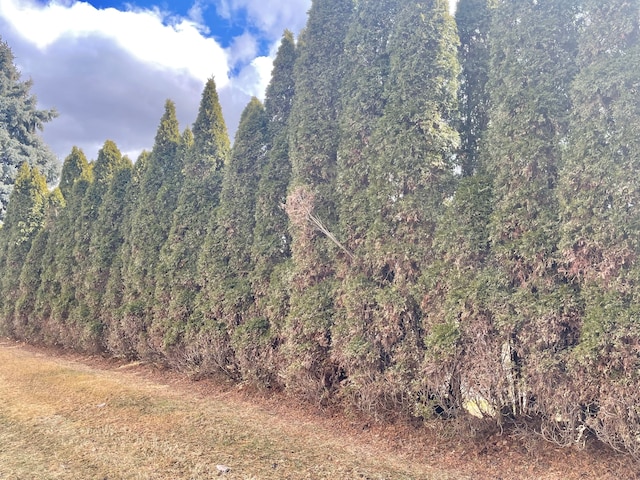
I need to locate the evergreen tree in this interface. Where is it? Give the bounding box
[0,37,59,222]
[284,0,354,400]
[559,0,640,454]
[338,0,460,419]
[119,100,184,358]
[33,147,90,342]
[456,0,495,176]
[103,150,150,357]
[330,0,402,413]
[251,30,296,296]
[81,151,133,349]
[196,97,267,379]
[0,163,48,334]
[153,79,230,366]
[248,31,297,387]
[13,187,64,341]
[65,141,127,351]
[482,0,580,417]
[58,146,88,200]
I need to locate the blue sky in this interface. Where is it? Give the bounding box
[0,0,456,162]
[0,0,311,160]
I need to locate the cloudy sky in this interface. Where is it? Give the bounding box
[0,0,456,162]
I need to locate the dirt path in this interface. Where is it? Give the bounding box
[0,340,635,479]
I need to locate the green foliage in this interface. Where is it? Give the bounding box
[456,0,496,176]
[159,79,231,342]
[119,100,184,357]
[0,37,59,222]
[1,0,640,458]
[194,98,267,376]
[284,0,354,397]
[192,78,230,171]
[0,163,48,333]
[251,30,296,290]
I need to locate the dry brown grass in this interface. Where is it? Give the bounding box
[2,340,637,480]
[0,340,461,480]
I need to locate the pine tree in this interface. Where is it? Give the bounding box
[0,37,59,222]
[481,0,580,417]
[0,163,48,334]
[284,0,354,400]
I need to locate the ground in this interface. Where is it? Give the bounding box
[0,339,637,479]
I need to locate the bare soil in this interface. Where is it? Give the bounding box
[0,338,637,479]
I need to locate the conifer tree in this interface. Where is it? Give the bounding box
[0,37,59,223]
[330,0,402,413]
[103,151,150,357]
[196,97,267,379]
[65,140,127,351]
[13,187,64,341]
[154,79,230,365]
[0,163,48,334]
[119,100,183,358]
[482,0,580,417]
[82,152,133,347]
[456,0,495,176]
[284,0,354,400]
[248,31,297,386]
[251,30,296,299]
[337,0,460,418]
[58,146,89,200]
[33,147,90,341]
[558,0,640,454]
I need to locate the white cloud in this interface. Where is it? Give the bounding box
[0,0,230,86]
[214,0,310,39]
[227,31,259,67]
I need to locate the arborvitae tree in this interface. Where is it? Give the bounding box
[330,0,401,413]
[119,100,183,358]
[0,37,59,222]
[153,79,230,367]
[81,153,133,350]
[284,0,354,402]
[13,187,64,341]
[481,0,580,419]
[58,146,88,200]
[559,0,640,455]
[33,147,90,341]
[334,0,459,419]
[103,150,150,357]
[0,163,48,334]
[248,30,297,387]
[191,78,230,171]
[456,0,495,176]
[251,30,296,300]
[152,127,194,348]
[335,0,399,254]
[63,140,127,351]
[195,97,267,380]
